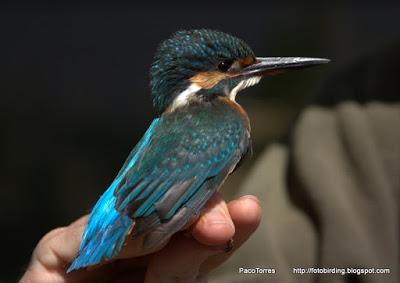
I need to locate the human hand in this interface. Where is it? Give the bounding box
[20,193,261,283]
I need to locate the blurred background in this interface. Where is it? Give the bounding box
[0,1,399,281]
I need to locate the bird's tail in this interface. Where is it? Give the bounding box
[67,179,133,273]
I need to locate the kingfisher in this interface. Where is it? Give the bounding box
[67,29,328,272]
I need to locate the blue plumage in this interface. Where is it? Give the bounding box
[68,98,250,271]
[67,180,131,272]
[67,28,254,273]
[67,119,160,272]
[150,29,255,114]
[114,99,249,220]
[67,28,329,273]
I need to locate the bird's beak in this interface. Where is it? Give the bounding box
[239,57,330,77]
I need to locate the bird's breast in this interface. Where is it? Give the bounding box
[217,96,251,133]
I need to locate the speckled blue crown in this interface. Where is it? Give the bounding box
[150,29,255,114]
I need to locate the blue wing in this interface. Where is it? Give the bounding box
[114,101,249,221]
[67,119,160,272]
[68,99,250,272]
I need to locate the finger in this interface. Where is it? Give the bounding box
[191,193,235,246]
[199,195,262,274]
[143,193,235,283]
[32,216,88,270]
[21,216,108,282]
[144,233,220,283]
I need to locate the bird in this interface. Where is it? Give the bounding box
[67,29,329,272]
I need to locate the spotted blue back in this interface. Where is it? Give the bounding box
[114,97,250,220]
[68,97,250,272]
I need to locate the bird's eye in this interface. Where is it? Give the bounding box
[217,59,234,72]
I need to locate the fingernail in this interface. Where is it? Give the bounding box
[225,238,234,253]
[239,195,260,205]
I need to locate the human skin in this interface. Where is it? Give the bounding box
[20,193,262,283]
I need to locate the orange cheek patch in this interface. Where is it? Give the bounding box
[239,56,256,67]
[190,71,234,89]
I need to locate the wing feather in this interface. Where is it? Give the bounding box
[114,101,250,221]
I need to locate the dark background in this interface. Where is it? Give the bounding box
[1,1,399,281]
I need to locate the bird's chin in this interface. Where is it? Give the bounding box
[229,76,262,101]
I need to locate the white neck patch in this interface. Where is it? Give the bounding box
[166,76,262,112]
[229,76,262,101]
[167,83,201,113]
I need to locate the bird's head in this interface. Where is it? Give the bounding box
[150,29,328,115]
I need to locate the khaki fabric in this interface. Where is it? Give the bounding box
[210,102,399,283]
